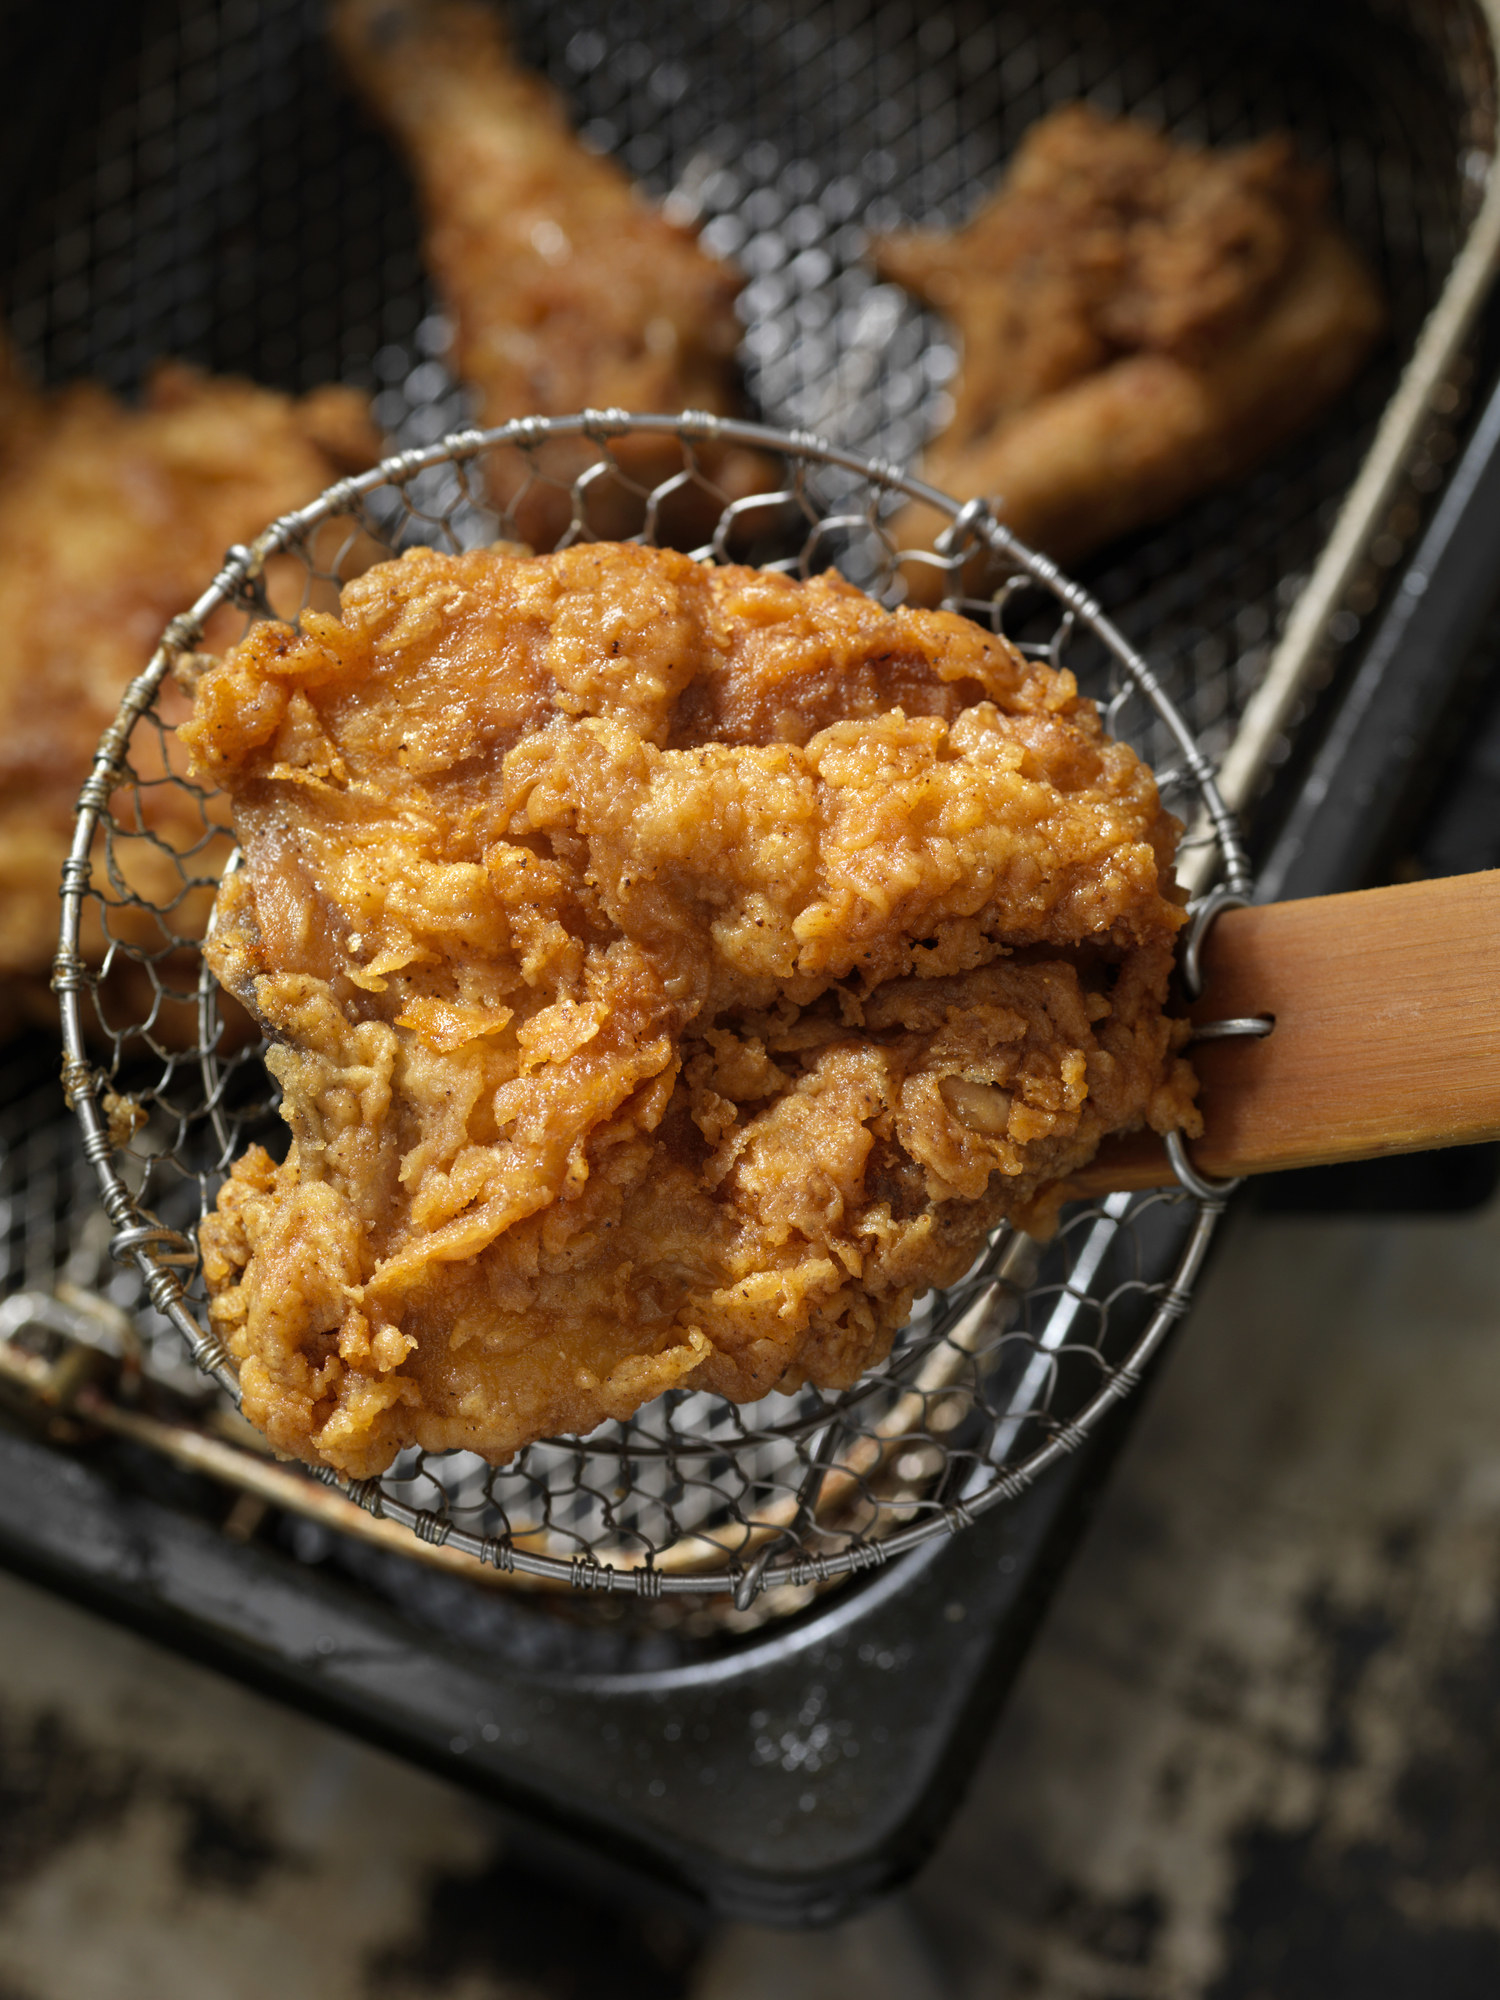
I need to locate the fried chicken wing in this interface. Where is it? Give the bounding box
[331,0,764,540]
[0,348,379,1014]
[876,105,1385,565]
[183,541,1198,1478]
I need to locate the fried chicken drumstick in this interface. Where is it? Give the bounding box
[876,105,1385,565]
[0,345,377,1016]
[331,0,763,538]
[184,542,1199,1479]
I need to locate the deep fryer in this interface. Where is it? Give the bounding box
[2,0,1499,1922]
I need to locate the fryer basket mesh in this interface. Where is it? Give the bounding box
[2,0,1487,781]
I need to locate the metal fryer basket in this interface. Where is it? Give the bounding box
[3,0,1499,1612]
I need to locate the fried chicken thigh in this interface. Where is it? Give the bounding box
[331,0,762,538]
[0,350,378,1009]
[184,541,1198,1478]
[877,105,1384,565]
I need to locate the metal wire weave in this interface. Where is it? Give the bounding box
[56,414,1248,1600]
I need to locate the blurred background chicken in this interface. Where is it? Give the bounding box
[331,0,766,544]
[877,105,1384,567]
[0,340,378,1024]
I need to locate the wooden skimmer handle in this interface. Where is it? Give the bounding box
[1069,869,1500,1195]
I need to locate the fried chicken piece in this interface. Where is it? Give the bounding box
[876,105,1385,566]
[0,348,379,1016]
[331,0,765,542]
[183,540,1198,1478]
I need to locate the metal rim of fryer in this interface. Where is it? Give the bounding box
[55,410,1252,1604]
[1202,0,1500,876]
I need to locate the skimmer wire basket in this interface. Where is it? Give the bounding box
[58,413,1249,1604]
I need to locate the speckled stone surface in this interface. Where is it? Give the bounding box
[911,1194,1500,1997]
[0,1576,701,1998]
[4,1192,1500,1996]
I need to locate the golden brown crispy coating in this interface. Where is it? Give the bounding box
[331,0,764,539]
[876,104,1385,565]
[0,353,378,1014]
[184,541,1197,1478]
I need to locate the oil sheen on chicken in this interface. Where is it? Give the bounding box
[183,543,1199,1478]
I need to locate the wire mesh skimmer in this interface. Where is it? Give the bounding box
[55,412,1250,1606]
